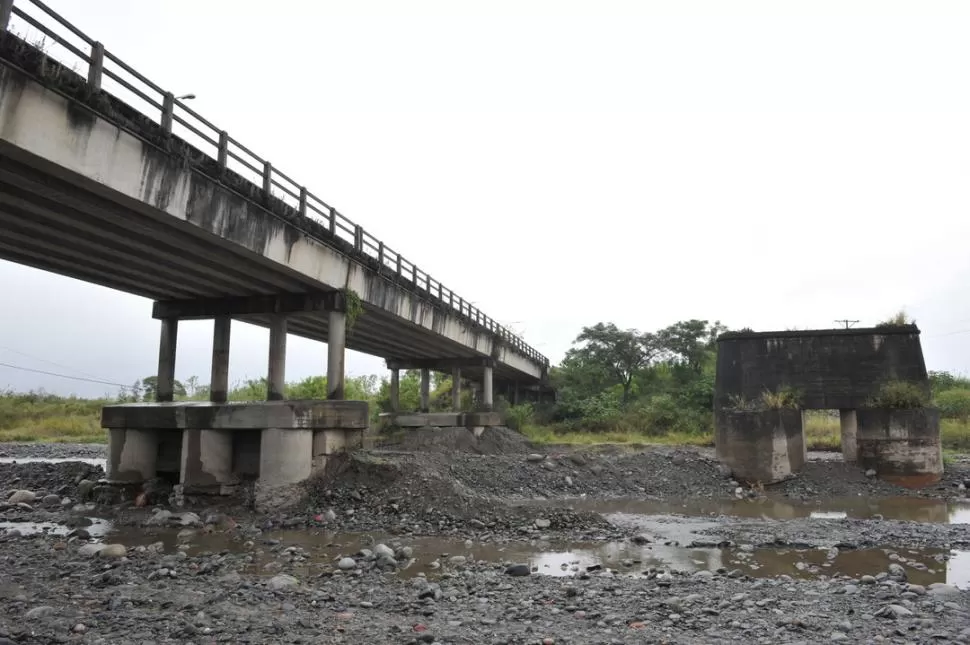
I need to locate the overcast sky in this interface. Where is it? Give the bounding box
[2,0,969,397]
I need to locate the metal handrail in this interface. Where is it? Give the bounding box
[0,0,549,367]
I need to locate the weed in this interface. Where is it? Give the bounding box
[868,381,929,409]
[761,387,801,409]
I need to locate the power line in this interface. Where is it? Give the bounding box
[0,344,110,382]
[0,361,129,388]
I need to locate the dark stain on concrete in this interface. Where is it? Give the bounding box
[139,143,184,212]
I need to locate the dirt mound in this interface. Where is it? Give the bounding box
[378,425,534,455]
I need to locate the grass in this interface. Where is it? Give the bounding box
[521,424,713,447]
[0,392,108,443]
[0,415,106,443]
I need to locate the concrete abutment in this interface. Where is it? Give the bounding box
[857,407,943,487]
[715,409,805,484]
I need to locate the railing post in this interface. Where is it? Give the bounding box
[0,0,13,33]
[87,42,104,90]
[354,225,363,253]
[377,242,385,273]
[161,92,174,134]
[298,187,307,216]
[411,265,417,285]
[262,161,272,202]
[329,209,337,236]
[395,254,402,275]
[217,131,228,170]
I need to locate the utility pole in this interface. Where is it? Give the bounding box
[834,319,859,329]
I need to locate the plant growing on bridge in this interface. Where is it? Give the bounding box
[761,387,801,409]
[868,381,928,409]
[342,288,364,330]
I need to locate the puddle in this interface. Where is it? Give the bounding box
[521,496,970,525]
[98,523,970,589]
[0,517,112,537]
[0,457,106,468]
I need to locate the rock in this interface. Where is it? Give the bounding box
[693,570,714,580]
[830,632,848,642]
[875,604,913,619]
[373,543,395,559]
[534,518,551,529]
[448,555,467,566]
[717,463,732,477]
[928,583,961,598]
[41,494,61,507]
[324,509,337,521]
[338,557,357,570]
[78,543,106,558]
[72,623,88,634]
[76,480,95,499]
[98,544,127,558]
[631,534,651,545]
[505,564,531,577]
[395,546,414,560]
[887,563,907,580]
[146,510,173,526]
[178,512,202,527]
[267,574,298,590]
[25,605,54,619]
[865,469,877,478]
[7,490,35,504]
[526,454,545,462]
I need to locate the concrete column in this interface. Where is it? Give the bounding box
[513,381,520,406]
[327,310,346,400]
[840,409,858,463]
[0,0,13,33]
[259,428,313,488]
[156,318,178,402]
[420,368,430,412]
[210,316,231,403]
[483,365,494,411]
[180,315,235,492]
[267,315,287,401]
[452,367,461,412]
[107,428,157,483]
[389,369,400,413]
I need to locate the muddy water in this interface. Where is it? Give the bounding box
[0,517,112,537]
[100,523,969,589]
[523,496,970,524]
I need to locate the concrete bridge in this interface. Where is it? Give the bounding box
[0,1,549,503]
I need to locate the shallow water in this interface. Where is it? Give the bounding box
[0,457,106,468]
[0,517,112,537]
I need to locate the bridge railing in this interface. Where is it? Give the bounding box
[0,0,549,368]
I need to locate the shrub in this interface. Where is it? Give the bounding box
[505,403,535,431]
[935,389,970,421]
[869,381,928,409]
[876,310,914,327]
[761,387,800,409]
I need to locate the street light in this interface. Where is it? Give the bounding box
[176,93,196,100]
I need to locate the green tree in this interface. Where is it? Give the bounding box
[658,319,722,373]
[567,322,661,406]
[140,376,186,401]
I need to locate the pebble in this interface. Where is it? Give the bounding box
[505,564,531,576]
[98,544,127,558]
[7,490,35,504]
[267,574,298,590]
[338,557,357,570]
[373,543,395,559]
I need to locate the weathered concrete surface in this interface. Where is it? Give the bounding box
[106,428,157,483]
[715,327,929,410]
[101,400,369,430]
[857,407,943,487]
[393,411,504,428]
[311,428,364,471]
[840,409,858,463]
[715,409,805,484]
[180,428,236,493]
[256,428,313,510]
[0,59,546,383]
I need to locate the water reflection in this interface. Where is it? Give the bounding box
[522,496,970,525]
[0,517,112,537]
[0,457,106,468]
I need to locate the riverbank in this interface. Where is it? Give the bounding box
[3,432,970,643]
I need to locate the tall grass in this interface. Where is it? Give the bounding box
[0,391,106,443]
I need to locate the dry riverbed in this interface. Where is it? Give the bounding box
[2,429,970,644]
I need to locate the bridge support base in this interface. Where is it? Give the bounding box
[715,408,805,484]
[102,401,368,503]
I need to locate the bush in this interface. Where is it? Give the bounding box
[761,387,800,409]
[935,389,970,421]
[869,381,929,409]
[504,403,535,431]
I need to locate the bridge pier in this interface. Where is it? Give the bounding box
[105,292,367,502]
[384,357,505,428]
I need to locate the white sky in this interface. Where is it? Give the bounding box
[2,0,970,397]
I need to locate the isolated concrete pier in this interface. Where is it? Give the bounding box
[714,327,940,486]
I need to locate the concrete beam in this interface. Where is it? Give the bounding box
[152,291,346,320]
[101,400,370,430]
[386,357,495,371]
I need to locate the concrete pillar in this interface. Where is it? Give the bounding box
[452,367,461,412]
[210,316,231,403]
[156,318,178,402]
[513,381,520,406]
[267,315,287,401]
[180,315,235,492]
[0,0,13,33]
[420,368,430,412]
[107,428,157,483]
[327,310,346,400]
[483,365,494,411]
[259,428,313,488]
[840,409,858,463]
[389,369,400,413]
